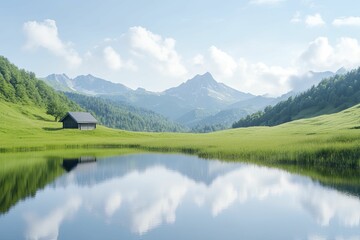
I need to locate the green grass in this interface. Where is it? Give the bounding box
[1,100,360,167]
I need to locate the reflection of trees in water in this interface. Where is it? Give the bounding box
[0,158,64,214]
[0,152,360,218]
[272,163,360,198]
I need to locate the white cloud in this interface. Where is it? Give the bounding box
[299,37,360,72]
[192,54,204,65]
[236,59,296,96]
[23,19,82,67]
[333,16,360,27]
[209,46,237,78]
[305,13,326,27]
[250,0,285,5]
[129,26,187,77]
[103,46,123,70]
[197,46,296,96]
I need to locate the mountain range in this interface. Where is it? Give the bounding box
[43,70,338,130]
[233,68,360,128]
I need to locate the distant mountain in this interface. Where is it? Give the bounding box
[189,95,290,132]
[191,108,249,132]
[233,68,360,128]
[43,74,131,95]
[45,74,74,92]
[176,108,214,127]
[165,72,253,108]
[336,67,348,75]
[65,92,186,132]
[73,74,131,95]
[43,70,339,132]
[103,72,257,123]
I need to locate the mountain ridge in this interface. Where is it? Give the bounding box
[43,70,338,130]
[233,67,360,128]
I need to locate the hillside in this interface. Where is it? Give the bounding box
[1,95,360,169]
[0,57,185,132]
[233,68,360,128]
[65,92,186,132]
[0,56,80,120]
[43,73,271,127]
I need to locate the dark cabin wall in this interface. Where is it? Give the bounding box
[62,116,78,129]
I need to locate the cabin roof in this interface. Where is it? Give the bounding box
[59,112,98,123]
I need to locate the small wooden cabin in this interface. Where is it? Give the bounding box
[59,112,98,130]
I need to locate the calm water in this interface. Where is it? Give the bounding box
[1,153,360,240]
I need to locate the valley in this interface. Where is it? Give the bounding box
[43,70,338,132]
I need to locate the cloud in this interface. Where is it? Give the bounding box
[23,19,82,67]
[249,0,285,5]
[203,45,296,96]
[129,26,187,77]
[239,61,296,96]
[305,13,326,27]
[209,46,237,78]
[192,54,204,65]
[299,37,360,72]
[333,16,360,27]
[103,46,123,70]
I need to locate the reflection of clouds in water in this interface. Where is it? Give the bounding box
[25,196,82,240]
[24,164,360,237]
[308,235,327,240]
[124,168,189,234]
[77,167,191,235]
[211,184,237,216]
[104,192,122,217]
[308,235,360,240]
[300,184,360,227]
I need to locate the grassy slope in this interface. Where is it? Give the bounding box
[1,100,360,166]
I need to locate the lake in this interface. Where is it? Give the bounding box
[0,152,359,239]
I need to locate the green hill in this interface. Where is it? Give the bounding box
[1,98,360,168]
[0,56,80,120]
[0,56,360,168]
[65,92,186,132]
[233,68,360,128]
[0,56,185,132]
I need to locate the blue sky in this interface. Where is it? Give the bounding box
[1,0,360,96]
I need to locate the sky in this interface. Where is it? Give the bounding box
[1,0,360,96]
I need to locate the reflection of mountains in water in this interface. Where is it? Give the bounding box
[58,154,360,200]
[58,154,243,186]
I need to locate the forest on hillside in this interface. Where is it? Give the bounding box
[233,68,360,128]
[0,56,80,120]
[66,92,186,132]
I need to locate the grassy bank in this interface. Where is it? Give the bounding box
[1,101,360,167]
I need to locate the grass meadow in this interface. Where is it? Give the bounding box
[1,101,360,167]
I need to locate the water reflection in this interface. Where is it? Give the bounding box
[0,153,359,239]
[0,157,63,214]
[62,156,96,172]
[25,196,82,240]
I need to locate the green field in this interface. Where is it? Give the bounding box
[1,100,360,167]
